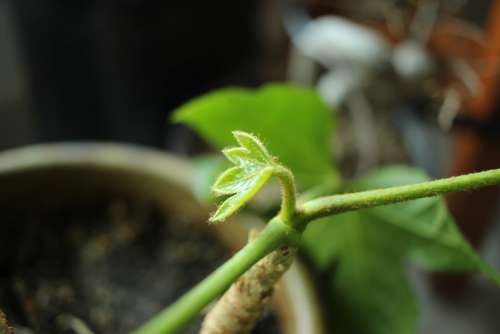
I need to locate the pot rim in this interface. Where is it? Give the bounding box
[0,142,326,334]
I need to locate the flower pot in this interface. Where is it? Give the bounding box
[0,143,325,334]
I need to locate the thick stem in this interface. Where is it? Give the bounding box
[200,230,296,334]
[298,168,500,223]
[131,218,300,334]
[274,166,297,222]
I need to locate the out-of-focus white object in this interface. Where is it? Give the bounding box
[438,88,461,131]
[295,16,391,69]
[317,67,363,108]
[392,39,435,82]
[287,45,318,86]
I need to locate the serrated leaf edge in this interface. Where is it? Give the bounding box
[232,131,273,164]
[209,167,273,222]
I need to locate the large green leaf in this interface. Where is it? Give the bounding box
[303,166,500,334]
[351,166,499,282]
[341,214,416,334]
[173,84,338,188]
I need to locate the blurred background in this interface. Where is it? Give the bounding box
[1,0,500,333]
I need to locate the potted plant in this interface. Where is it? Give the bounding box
[130,84,500,334]
[2,84,499,334]
[0,143,324,333]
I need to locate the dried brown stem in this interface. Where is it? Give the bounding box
[200,230,296,334]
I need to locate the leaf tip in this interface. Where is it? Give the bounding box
[209,208,230,224]
[231,130,248,137]
[222,147,248,164]
[231,130,256,143]
[231,131,273,163]
[208,215,222,224]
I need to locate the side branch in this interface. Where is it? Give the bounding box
[298,168,500,222]
[274,166,297,222]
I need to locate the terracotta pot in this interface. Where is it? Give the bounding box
[0,143,325,334]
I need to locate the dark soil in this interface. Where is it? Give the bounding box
[0,199,280,334]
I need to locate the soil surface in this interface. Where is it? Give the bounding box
[0,199,280,334]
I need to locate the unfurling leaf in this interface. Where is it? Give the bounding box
[210,131,278,223]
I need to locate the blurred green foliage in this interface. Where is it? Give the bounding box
[174,84,338,189]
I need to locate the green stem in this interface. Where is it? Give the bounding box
[298,168,500,223]
[297,177,342,205]
[131,218,300,334]
[135,168,500,334]
[274,166,297,222]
